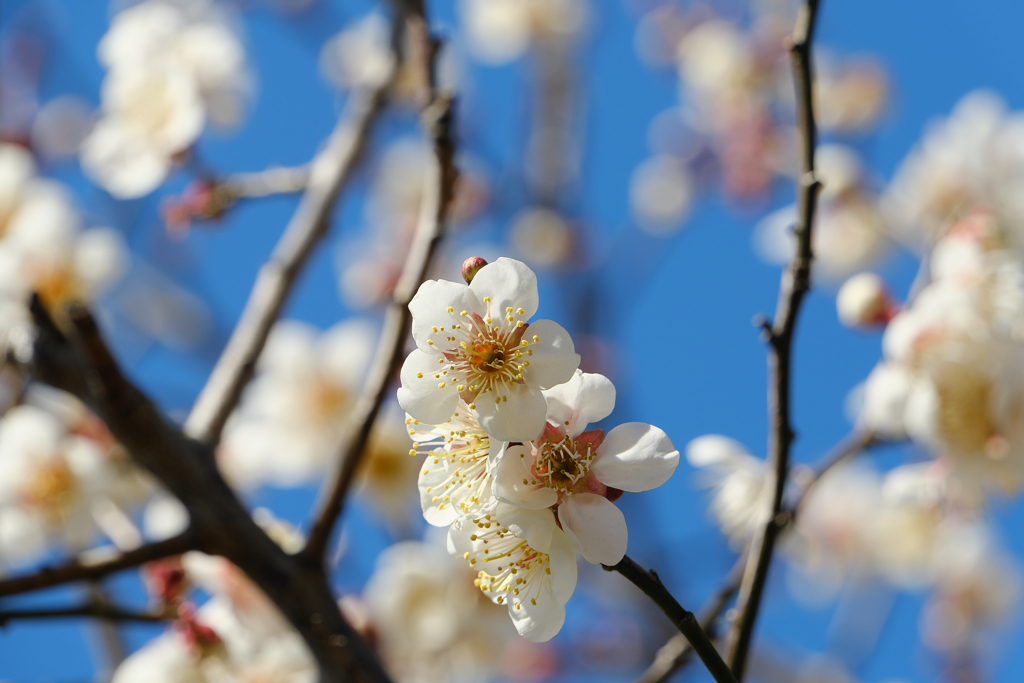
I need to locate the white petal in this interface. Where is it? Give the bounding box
[495,502,556,552]
[408,279,481,353]
[472,382,548,442]
[559,493,628,565]
[858,362,912,439]
[546,526,578,603]
[685,434,751,468]
[592,423,679,492]
[511,590,565,643]
[418,459,459,526]
[397,349,460,425]
[493,448,558,510]
[521,319,580,390]
[469,257,539,321]
[543,369,616,437]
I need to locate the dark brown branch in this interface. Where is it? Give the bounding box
[303,92,458,565]
[726,6,827,661]
[0,534,193,599]
[183,71,395,447]
[24,298,392,682]
[632,555,746,683]
[0,603,172,626]
[604,556,738,683]
[636,431,880,683]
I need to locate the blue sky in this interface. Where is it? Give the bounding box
[3,0,1024,681]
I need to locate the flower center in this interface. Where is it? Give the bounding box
[463,514,553,612]
[535,438,592,492]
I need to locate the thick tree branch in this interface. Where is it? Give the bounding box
[303,92,457,565]
[605,556,738,683]
[0,534,193,599]
[183,71,396,447]
[23,299,392,683]
[726,4,827,656]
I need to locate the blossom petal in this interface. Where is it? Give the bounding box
[559,493,628,565]
[472,382,548,442]
[469,257,539,322]
[493,446,558,510]
[521,319,580,390]
[408,279,482,353]
[592,422,679,492]
[510,525,577,643]
[543,370,616,438]
[397,349,460,425]
[495,502,556,552]
[685,434,751,469]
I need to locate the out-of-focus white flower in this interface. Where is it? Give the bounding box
[755,145,887,280]
[882,90,1024,251]
[686,435,768,547]
[508,207,573,267]
[836,272,896,329]
[920,521,1022,653]
[362,540,514,682]
[319,13,395,91]
[81,64,204,198]
[397,258,580,442]
[115,555,317,683]
[219,319,376,489]
[814,57,888,133]
[84,0,251,198]
[493,370,678,565]
[0,389,149,568]
[449,502,577,642]
[459,0,587,64]
[629,155,694,235]
[354,406,423,529]
[857,362,913,439]
[411,400,499,526]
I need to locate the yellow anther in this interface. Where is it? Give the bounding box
[447,306,455,313]
[432,326,438,333]
[416,372,423,378]
[483,297,491,303]
[464,552,470,559]
[427,340,433,345]
[533,335,539,343]
[517,308,525,315]
[438,382,446,388]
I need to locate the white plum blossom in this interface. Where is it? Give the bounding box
[836,272,896,329]
[410,400,500,526]
[448,502,577,643]
[82,0,251,198]
[459,0,588,65]
[218,319,376,489]
[492,370,678,565]
[685,435,769,548]
[360,540,514,683]
[397,258,580,443]
[0,387,149,568]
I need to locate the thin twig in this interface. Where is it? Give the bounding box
[633,555,746,683]
[0,533,193,599]
[635,430,880,683]
[183,71,396,446]
[723,2,823,679]
[605,556,738,683]
[303,92,458,564]
[223,165,310,199]
[0,603,172,626]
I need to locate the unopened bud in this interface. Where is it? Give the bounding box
[462,256,488,284]
[837,272,895,329]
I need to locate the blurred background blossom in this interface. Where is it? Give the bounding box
[4,0,1024,682]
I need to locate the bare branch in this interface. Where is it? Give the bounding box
[303,92,458,565]
[222,164,310,199]
[632,555,746,683]
[0,534,193,599]
[183,72,396,447]
[0,602,172,626]
[726,4,830,651]
[604,556,738,683]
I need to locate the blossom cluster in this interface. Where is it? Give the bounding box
[398,257,679,642]
[81,0,251,198]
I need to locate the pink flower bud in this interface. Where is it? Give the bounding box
[461,256,488,284]
[837,272,896,329]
